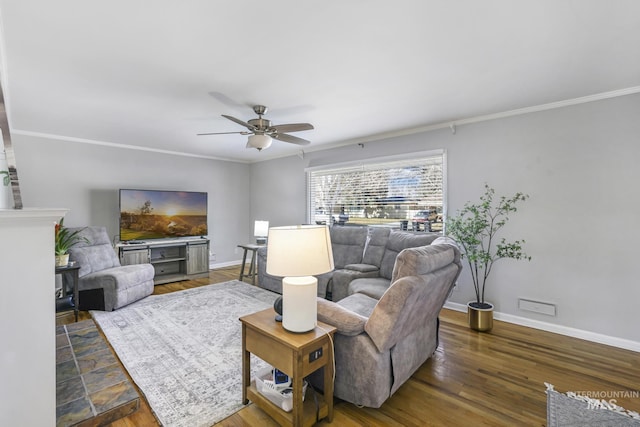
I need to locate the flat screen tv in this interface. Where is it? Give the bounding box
[119,189,208,242]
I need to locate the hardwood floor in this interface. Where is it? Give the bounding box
[74,266,640,426]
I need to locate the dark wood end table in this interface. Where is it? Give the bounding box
[55,264,80,322]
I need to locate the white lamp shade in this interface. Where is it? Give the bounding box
[247,134,272,150]
[254,220,269,237]
[266,225,334,277]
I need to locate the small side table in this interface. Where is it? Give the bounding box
[240,308,336,427]
[237,243,264,286]
[55,264,80,322]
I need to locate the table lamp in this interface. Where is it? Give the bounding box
[254,220,269,245]
[266,225,334,332]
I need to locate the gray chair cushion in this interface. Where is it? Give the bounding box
[391,244,458,283]
[68,226,120,278]
[348,277,391,300]
[343,263,379,273]
[330,225,368,268]
[361,227,391,266]
[378,231,439,279]
[336,292,379,318]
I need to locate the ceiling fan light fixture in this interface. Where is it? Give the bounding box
[247,134,272,151]
[199,105,312,149]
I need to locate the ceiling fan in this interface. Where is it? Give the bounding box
[197,105,314,151]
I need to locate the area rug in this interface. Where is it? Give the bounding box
[91,280,278,427]
[546,383,640,426]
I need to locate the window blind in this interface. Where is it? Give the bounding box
[307,152,445,227]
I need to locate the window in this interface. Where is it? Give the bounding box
[306,151,446,230]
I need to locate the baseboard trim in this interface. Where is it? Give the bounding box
[209,260,242,270]
[443,301,640,353]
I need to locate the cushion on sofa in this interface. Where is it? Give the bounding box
[342,263,379,273]
[391,244,458,283]
[361,227,391,266]
[68,226,120,277]
[378,231,439,279]
[337,292,379,318]
[349,277,392,300]
[329,267,381,302]
[330,225,368,268]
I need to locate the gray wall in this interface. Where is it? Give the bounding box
[12,93,640,345]
[250,93,640,345]
[13,134,251,264]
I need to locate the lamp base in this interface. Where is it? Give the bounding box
[282,276,317,333]
[256,237,267,245]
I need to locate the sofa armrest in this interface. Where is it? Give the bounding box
[317,297,367,336]
[330,266,380,302]
[343,263,379,273]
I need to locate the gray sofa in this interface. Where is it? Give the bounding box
[256,225,440,301]
[256,225,370,298]
[329,227,439,301]
[313,242,462,407]
[68,226,155,311]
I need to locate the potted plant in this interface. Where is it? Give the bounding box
[55,218,88,267]
[445,184,531,331]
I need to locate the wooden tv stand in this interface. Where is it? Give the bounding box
[116,238,209,285]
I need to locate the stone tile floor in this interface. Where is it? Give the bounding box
[56,319,139,426]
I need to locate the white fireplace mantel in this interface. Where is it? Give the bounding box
[0,208,68,427]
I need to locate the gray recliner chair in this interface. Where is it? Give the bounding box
[313,243,462,408]
[68,226,154,311]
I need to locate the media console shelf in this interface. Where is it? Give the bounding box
[117,238,209,285]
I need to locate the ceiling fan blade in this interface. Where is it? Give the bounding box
[271,123,314,133]
[272,133,311,146]
[222,114,257,131]
[197,131,249,136]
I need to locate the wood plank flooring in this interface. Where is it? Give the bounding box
[71,266,640,426]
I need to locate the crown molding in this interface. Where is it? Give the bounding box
[11,130,251,164]
[10,86,640,164]
[318,86,640,151]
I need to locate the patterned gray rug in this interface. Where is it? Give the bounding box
[92,280,278,427]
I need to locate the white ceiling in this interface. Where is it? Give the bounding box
[1,1,639,163]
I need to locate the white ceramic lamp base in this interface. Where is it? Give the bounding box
[282,276,317,333]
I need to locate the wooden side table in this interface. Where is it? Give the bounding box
[240,308,336,427]
[237,243,264,285]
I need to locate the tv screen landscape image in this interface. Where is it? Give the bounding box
[119,189,208,241]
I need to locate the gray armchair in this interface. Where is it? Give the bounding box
[314,243,461,408]
[68,226,154,311]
